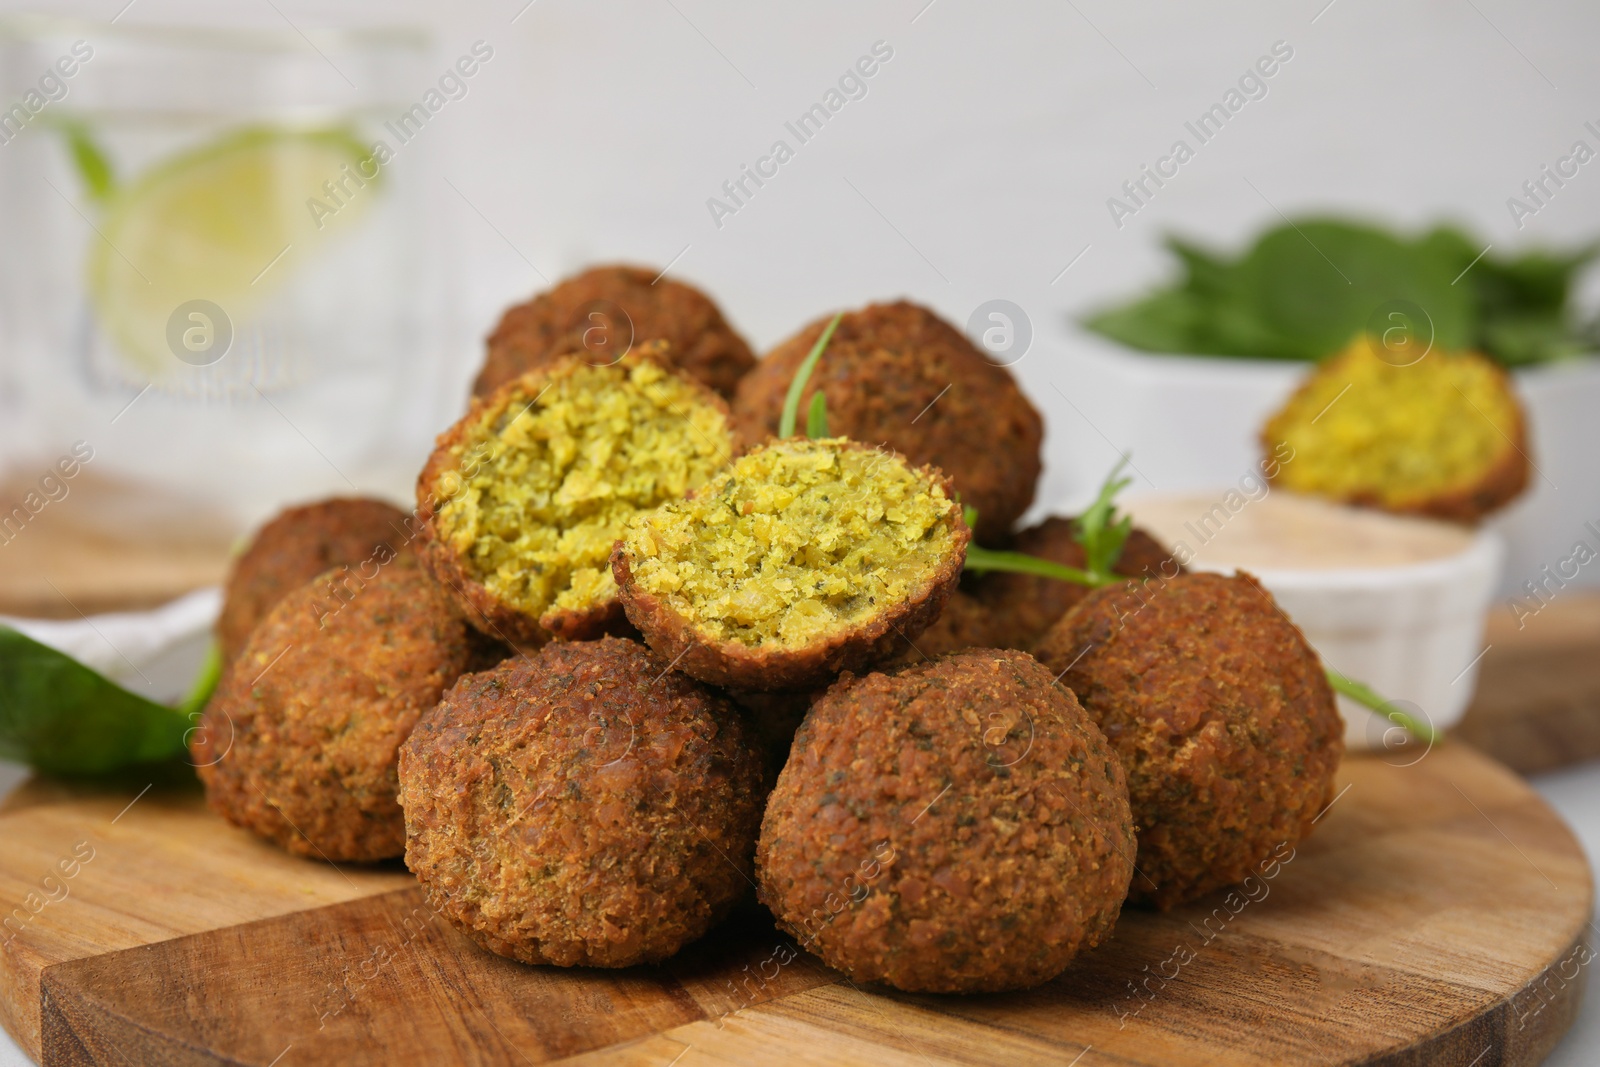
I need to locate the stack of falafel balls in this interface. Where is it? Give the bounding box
[192,265,1344,995]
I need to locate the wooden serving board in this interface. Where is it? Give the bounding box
[0,743,1591,1067]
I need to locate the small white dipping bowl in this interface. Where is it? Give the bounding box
[1124,491,1505,751]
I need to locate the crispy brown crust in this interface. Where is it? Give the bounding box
[194,552,476,862]
[757,649,1135,993]
[417,353,734,649]
[216,497,411,664]
[397,637,766,967]
[731,301,1043,543]
[1033,572,1344,910]
[474,264,755,401]
[612,442,971,692]
[978,519,1186,650]
[879,587,1008,669]
[1260,356,1531,524]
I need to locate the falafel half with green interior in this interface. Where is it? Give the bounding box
[418,347,734,648]
[757,649,1134,993]
[613,436,970,691]
[1033,571,1343,909]
[398,637,766,967]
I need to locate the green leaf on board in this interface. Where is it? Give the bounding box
[0,626,191,776]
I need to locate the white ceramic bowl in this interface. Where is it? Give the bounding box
[1053,332,1600,599]
[1233,530,1505,750]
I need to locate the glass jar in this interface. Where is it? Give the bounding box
[0,16,446,542]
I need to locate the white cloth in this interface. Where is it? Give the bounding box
[1,587,221,704]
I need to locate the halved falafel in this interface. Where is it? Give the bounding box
[977,517,1185,650]
[397,637,765,967]
[474,264,756,400]
[757,649,1135,993]
[216,497,409,663]
[418,349,734,648]
[193,551,477,862]
[613,437,970,691]
[731,302,1043,543]
[1261,336,1530,522]
[1033,571,1343,909]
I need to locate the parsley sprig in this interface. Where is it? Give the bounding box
[779,313,843,439]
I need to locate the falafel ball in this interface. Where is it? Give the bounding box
[418,349,734,648]
[1261,336,1529,522]
[474,264,756,401]
[977,518,1185,650]
[193,551,477,862]
[613,436,970,691]
[1033,572,1343,910]
[757,649,1134,993]
[398,637,766,967]
[731,302,1043,543]
[216,497,409,663]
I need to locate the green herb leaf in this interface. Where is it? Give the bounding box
[1324,669,1439,744]
[806,391,830,439]
[1082,218,1598,367]
[0,627,192,775]
[965,545,1104,587]
[57,120,117,205]
[779,313,843,439]
[177,642,223,720]
[1072,456,1135,583]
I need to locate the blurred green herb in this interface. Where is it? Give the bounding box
[1326,671,1440,745]
[780,313,843,438]
[806,391,830,439]
[1083,219,1600,367]
[1072,456,1135,583]
[54,119,117,205]
[0,627,192,775]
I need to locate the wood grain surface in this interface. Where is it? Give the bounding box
[0,742,1591,1066]
[1455,591,1600,775]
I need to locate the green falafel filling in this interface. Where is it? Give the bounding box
[431,356,733,624]
[1264,337,1521,509]
[622,437,961,647]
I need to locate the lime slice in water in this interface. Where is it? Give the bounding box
[86,126,374,376]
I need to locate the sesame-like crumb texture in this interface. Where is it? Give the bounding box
[732,301,1043,543]
[1034,572,1344,910]
[418,352,733,646]
[757,650,1134,993]
[475,264,755,399]
[194,552,476,862]
[1261,336,1529,522]
[397,637,766,967]
[217,497,409,664]
[614,437,969,690]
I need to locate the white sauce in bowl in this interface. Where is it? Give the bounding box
[1125,489,1476,572]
